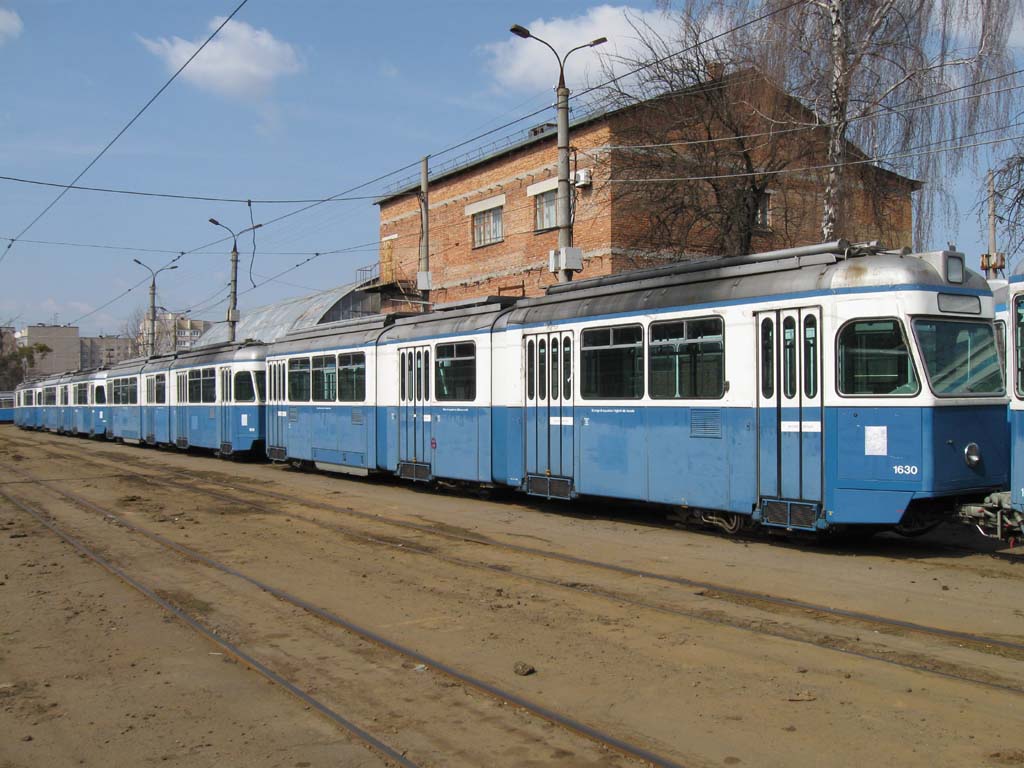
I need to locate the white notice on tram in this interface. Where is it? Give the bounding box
[865,426,888,456]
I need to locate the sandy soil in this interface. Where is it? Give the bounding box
[2,426,1023,768]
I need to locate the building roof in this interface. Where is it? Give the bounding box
[375,69,921,206]
[195,282,363,347]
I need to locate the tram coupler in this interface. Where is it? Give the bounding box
[957,492,1024,541]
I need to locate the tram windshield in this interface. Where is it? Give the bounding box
[912,319,1003,396]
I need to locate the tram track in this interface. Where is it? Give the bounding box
[5,435,1024,695]
[0,487,420,768]
[0,462,688,768]
[31,437,1024,655]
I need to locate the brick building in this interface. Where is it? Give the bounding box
[374,71,919,306]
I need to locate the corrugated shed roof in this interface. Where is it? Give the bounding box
[195,282,359,347]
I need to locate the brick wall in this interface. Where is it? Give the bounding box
[377,89,916,306]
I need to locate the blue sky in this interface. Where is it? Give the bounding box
[0,1,1008,335]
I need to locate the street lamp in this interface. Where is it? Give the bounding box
[510,24,606,282]
[133,258,179,357]
[208,217,262,343]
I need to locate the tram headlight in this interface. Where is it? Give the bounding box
[964,442,981,468]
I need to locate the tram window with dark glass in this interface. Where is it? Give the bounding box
[234,371,257,402]
[912,318,1004,396]
[836,318,919,396]
[338,353,366,402]
[435,342,476,401]
[648,317,724,399]
[288,358,312,402]
[312,355,337,402]
[581,325,644,400]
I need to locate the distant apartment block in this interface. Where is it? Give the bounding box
[15,324,136,376]
[137,312,211,355]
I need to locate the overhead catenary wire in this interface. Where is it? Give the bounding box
[0,174,408,203]
[1,0,251,267]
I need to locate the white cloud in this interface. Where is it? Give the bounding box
[484,5,675,93]
[139,17,301,99]
[0,8,23,45]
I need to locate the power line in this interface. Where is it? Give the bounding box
[612,126,1024,184]
[1,0,250,267]
[0,174,401,203]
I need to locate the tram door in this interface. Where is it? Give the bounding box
[218,367,232,451]
[398,346,432,474]
[266,360,288,459]
[756,308,823,519]
[523,332,574,498]
[175,372,189,447]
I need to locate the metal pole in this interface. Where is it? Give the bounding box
[988,170,997,280]
[556,79,572,283]
[148,277,157,357]
[419,155,430,301]
[228,239,239,343]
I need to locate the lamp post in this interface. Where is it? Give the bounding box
[209,218,261,343]
[510,24,606,283]
[132,258,179,357]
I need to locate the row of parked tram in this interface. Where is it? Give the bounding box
[14,241,1020,540]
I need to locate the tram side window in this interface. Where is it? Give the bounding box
[75,383,89,405]
[338,353,366,402]
[288,358,311,402]
[94,385,105,405]
[400,352,406,402]
[1016,297,1024,397]
[837,319,918,396]
[201,368,215,404]
[804,316,818,398]
[783,317,797,398]
[312,355,337,402]
[760,318,774,399]
[155,374,166,405]
[563,339,572,398]
[527,340,535,400]
[649,317,724,399]
[188,370,202,403]
[26,391,34,406]
[435,342,476,401]
[234,371,257,402]
[581,325,644,399]
[995,320,1006,372]
[254,371,265,403]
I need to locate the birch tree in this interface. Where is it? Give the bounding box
[651,0,1020,245]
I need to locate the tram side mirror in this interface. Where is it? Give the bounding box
[723,381,730,393]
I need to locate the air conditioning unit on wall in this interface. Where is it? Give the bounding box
[573,168,592,187]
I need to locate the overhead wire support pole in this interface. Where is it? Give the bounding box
[209,218,261,343]
[418,156,431,301]
[133,257,179,357]
[510,25,606,283]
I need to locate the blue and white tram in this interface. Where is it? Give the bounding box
[106,358,145,443]
[493,242,1006,534]
[265,317,386,473]
[67,369,109,437]
[959,270,1024,539]
[167,343,267,455]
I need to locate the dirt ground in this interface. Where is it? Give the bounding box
[2,425,1023,767]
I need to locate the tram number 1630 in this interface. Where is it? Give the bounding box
[892,464,919,476]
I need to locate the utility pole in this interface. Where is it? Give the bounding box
[982,170,1006,279]
[209,218,261,343]
[510,24,606,283]
[417,155,431,301]
[132,258,178,357]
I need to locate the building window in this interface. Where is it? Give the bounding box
[754,192,771,230]
[535,189,556,231]
[472,207,502,248]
